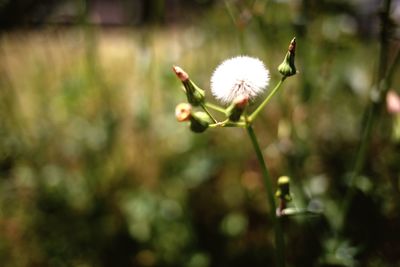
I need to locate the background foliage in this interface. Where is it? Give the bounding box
[0,0,399,266]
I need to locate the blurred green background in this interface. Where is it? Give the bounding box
[1,0,400,266]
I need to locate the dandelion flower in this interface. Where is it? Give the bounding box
[211,56,270,104]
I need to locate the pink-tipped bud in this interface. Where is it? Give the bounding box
[227,95,249,122]
[386,90,400,114]
[175,103,192,122]
[172,66,189,82]
[288,37,296,53]
[234,95,249,109]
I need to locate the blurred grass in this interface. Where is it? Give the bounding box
[0,1,400,267]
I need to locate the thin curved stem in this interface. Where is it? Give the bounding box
[339,0,394,231]
[246,125,285,267]
[200,103,218,123]
[249,77,286,122]
[224,0,237,26]
[205,102,227,114]
[346,0,394,185]
[209,119,246,128]
[223,0,246,52]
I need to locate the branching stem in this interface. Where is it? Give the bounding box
[246,125,285,267]
[249,77,286,122]
[200,103,218,123]
[205,102,227,114]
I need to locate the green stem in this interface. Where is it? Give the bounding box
[209,119,246,128]
[205,102,227,114]
[200,103,218,123]
[339,105,376,230]
[352,0,393,174]
[224,0,237,26]
[339,0,394,232]
[353,107,375,180]
[249,77,286,122]
[223,0,245,53]
[246,125,285,267]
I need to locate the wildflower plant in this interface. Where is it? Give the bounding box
[173,38,297,267]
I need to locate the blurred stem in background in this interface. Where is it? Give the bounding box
[293,0,313,103]
[340,0,399,231]
[224,0,245,53]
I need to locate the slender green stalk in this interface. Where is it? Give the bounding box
[209,119,246,128]
[223,0,245,52]
[200,103,218,123]
[338,106,376,231]
[205,102,227,114]
[246,125,285,267]
[340,0,394,230]
[352,107,375,181]
[224,0,237,26]
[346,0,393,184]
[249,77,286,122]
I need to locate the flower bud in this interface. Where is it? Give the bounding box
[278,37,297,77]
[175,103,192,122]
[190,112,213,133]
[172,66,189,82]
[275,176,292,201]
[227,95,249,122]
[173,65,205,106]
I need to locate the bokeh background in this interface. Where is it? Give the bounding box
[1,0,400,266]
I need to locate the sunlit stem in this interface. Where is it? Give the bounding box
[248,77,286,122]
[200,103,218,123]
[246,125,285,267]
[205,102,227,114]
[209,119,246,128]
[339,0,395,232]
[278,208,322,217]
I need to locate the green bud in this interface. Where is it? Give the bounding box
[226,95,249,122]
[275,176,292,202]
[278,37,297,77]
[183,79,205,106]
[190,112,212,133]
[172,66,205,106]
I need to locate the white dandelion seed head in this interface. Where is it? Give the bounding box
[210,56,270,105]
